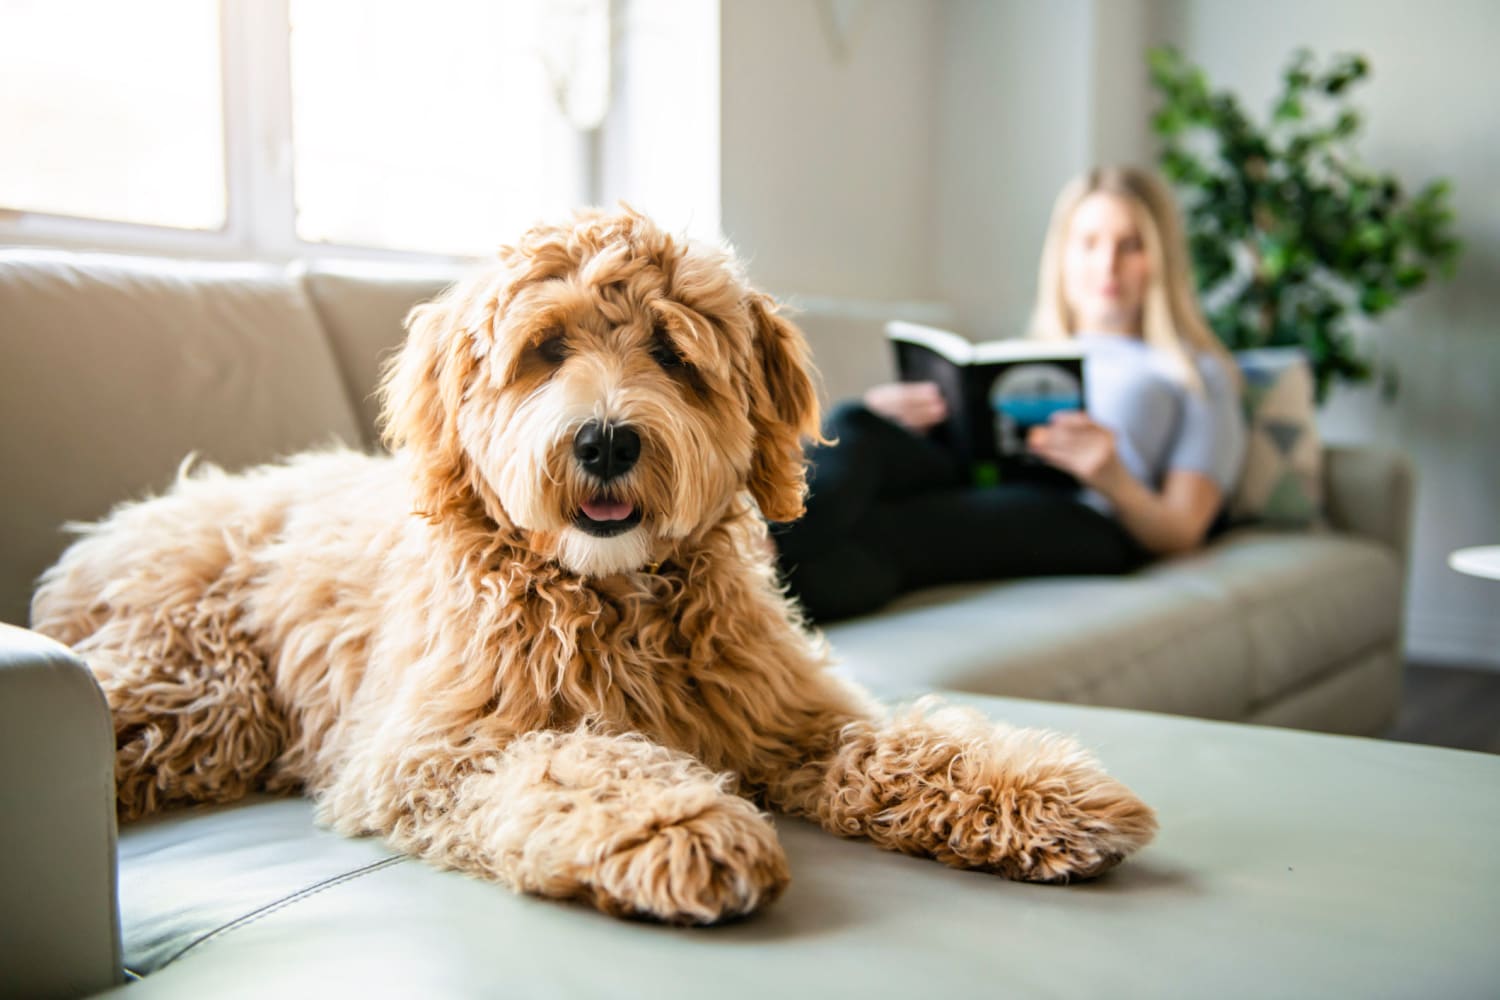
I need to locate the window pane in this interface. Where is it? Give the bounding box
[289,0,595,257]
[604,0,719,242]
[0,0,225,230]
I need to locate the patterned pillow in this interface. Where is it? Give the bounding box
[1229,348,1323,527]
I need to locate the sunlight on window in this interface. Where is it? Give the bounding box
[604,0,720,242]
[0,0,225,230]
[289,0,601,257]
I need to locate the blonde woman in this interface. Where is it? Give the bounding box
[774,166,1246,622]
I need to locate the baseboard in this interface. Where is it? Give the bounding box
[1406,611,1500,671]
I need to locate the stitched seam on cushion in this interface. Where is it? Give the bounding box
[1245,635,1393,713]
[1233,555,1400,700]
[1060,546,1396,705]
[1208,547,1397,621]
[1051,601,1242,705]
[157,854,411,970]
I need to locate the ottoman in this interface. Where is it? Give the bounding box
[103,700,1500,998]
[3,626,1497,999]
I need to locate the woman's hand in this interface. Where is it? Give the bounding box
[863,381,948,433]
[1026,411,1126,492]
[1030,411,1224,556]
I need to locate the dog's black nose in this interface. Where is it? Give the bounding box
[573,421,641,482]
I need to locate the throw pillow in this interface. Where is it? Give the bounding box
[1229,348,1324,527]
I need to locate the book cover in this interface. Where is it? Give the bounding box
[885,321,1086,488]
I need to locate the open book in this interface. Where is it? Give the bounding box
[886,321,1087,487]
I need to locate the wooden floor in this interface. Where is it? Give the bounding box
[1383,662,1500,755]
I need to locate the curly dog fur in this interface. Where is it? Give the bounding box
[32,208,1156,923]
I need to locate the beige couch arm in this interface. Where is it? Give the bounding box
[0,624,121,998]
[1322,444,1415,562]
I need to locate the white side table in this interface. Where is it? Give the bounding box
[1449,545,1500,581]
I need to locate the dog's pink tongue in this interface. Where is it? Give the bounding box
[581,499,634,522]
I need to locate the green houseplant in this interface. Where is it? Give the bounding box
[1147,47,1462,401]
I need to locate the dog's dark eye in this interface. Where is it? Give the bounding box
[536,334,569,365]
[650,329,684,371]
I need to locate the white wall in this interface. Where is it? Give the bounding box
[1087,0,1161,167]
[719,0,941,302]
[1154,0,1500,665]
[933,0,1163,339]
[934,1,1092,338]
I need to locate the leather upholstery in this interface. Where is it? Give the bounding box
[0,624,121,998]
[98,695,1500,999]
[824,529,1403,731]
[0,251,365,626]
[296,261,453,448]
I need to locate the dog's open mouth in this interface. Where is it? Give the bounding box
[575,497,643,537]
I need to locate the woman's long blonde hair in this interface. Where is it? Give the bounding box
[1028,165,1235,393]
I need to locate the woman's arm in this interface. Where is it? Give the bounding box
[1091,464,1222,555]
[1027,412,1222,555]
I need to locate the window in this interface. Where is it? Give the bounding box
[0,0,718,262]
[0,0,226,231]
[288,0,601,256]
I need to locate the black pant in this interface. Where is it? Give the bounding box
[772,402,1145,623]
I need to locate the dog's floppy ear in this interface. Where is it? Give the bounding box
[378,279,491,524]
[745,293,824,523]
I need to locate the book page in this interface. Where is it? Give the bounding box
[885,321,974,365]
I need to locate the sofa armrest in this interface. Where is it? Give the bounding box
[0,623,122,998]
[1322,444,1415,562]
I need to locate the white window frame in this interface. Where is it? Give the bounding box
[0,0,608,265]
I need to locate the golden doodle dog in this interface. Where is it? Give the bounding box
[32,208,1156,924]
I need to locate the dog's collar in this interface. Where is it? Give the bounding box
[641,555,684,577]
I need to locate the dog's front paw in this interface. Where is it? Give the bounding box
[940,767,1158,883]
[847,708,1158,882]
[590,795,790,925]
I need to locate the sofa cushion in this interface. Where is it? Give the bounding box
[0,251,365,627]
[297,262,456,448]
[822,530,1401,725]
[1148,529,1403,708]
[824,571,1253,719]
[1246,645,1402,736]
[106,696,1500,998]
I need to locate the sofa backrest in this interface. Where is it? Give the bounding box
[0,251,375,625]
[0,250,890,627]
[297,262,455,448]
[4,248,1402,632]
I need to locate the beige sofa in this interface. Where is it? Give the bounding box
[1,250,1410,735]
[6,250,1480,1000]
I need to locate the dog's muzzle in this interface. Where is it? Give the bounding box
[573,420,644,537]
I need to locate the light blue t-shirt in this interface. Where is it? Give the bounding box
[1075,333,1246,514]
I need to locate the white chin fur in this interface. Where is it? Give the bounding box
[556,526,653,577]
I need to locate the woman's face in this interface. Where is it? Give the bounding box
[1062,192,1151,335]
